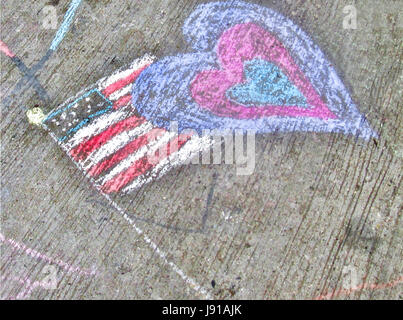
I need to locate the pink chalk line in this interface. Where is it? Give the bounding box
[314,275,403,300]
[1,275,52,300]
[0,40,16,58]
[0,232,98,277]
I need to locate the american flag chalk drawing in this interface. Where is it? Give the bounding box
[40,55,213,299]
[41,0,376,195]
[42,55,212,194]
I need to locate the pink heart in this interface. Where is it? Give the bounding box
[190,23,337,120]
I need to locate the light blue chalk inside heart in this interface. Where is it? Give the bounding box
[227,59,308,107]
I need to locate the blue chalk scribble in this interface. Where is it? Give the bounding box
[50,0,82,51]
[227,59,307,107]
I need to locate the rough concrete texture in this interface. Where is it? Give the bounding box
[0,0,402,299]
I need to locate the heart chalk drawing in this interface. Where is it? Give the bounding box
[190,22,336,120]
[132,1,376,139]
[42,1,377,195]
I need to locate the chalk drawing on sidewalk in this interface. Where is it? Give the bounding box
[1,0,83,107]
[3,0,380,300]
[314,275,403,300]
[134,1,376,139]
[0,232,98,299]
[43,1,376,196]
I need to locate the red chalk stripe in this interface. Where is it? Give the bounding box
[102,64,150,98]
[113,94,132,109]
[87,128,166,177]
[101,134,191,193]
[70,115,145,161]
[0,40,15,58]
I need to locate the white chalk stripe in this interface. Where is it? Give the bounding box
[122,135,213,193]
[101,194,212,299]
[98,55,155,91]
[81,122,154,170]
[108,84,132,101]
[97,131,177,186]
[64,106,132,150]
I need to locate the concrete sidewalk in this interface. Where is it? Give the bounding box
[0,0,402,299]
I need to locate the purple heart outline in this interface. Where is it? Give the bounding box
[132,1,377,139]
